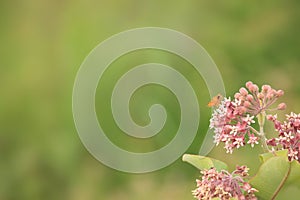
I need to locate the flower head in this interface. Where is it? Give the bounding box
[209,81,285,153]
[193,166,258,200]
[267,112,300,162]
[210,97,256,153]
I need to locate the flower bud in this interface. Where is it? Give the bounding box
[276,90,284,97]
[239,87,248,96]
[262,85,271,93]
[257,92,264,99]
[234,93,241,99]
[294,119,300,127]
[245,81,253,89]
[266,92,274,99]
[277,103,286,110]
[238,106,247,114]
[248,83,259,93]
[267,138,277,146]
[246,94,254,102]
[267,115,275,121]
[267,114,276,121]
[243,101,251,107]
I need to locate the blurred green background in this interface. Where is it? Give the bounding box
[1,0,300,199]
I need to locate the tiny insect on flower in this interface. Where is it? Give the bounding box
[208,94,223,107]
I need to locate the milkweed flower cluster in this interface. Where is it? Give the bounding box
[209,97,257,153]
[187,81,299,200]
[267,113,300,162]
[192,166,258,200]
[210,81,285,153]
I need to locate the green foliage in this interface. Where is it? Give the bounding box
[250,156,290,200]
[259,149,288,163]
[287,161,300,188]
[256,150,300,186]
[182,154,228,171]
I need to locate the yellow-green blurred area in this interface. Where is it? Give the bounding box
[1,0,300,199]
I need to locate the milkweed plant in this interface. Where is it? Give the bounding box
[183,81,300,200]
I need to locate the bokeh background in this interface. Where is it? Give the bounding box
[1,0,300,199]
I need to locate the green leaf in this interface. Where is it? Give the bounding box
[257,150,300,190]
[286,160,300,188]
[182,154,228,171]
[259,149,288,163]
[250,156,290,200]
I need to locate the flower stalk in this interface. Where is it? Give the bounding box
[257,111,270,152]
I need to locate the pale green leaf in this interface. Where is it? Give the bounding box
[259,149,288,163]
[258,150,300,188]
[250,156,290,200]
[182,154,228,171]
[286,160,300,188]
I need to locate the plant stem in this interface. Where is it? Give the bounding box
[257,111,270,152]
[259,124,270,152]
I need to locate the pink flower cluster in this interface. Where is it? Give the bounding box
[234,81,285,116]
[267,113,300,162]
[210,97,257,153]
[210,81,285,153]
[193,166,258,200]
